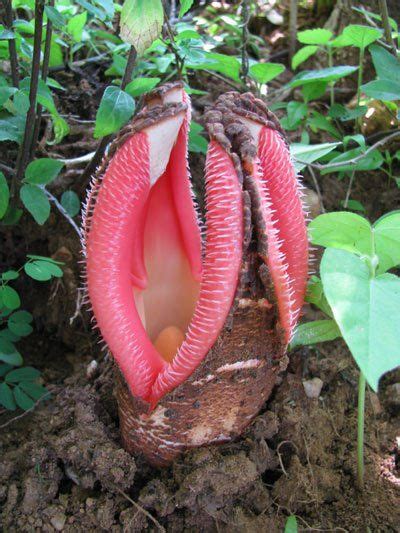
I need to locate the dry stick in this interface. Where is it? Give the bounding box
[2,0,19,88]
[0,391,52,430]
[378,0,397,57]
[79,46,137,190]
[15,0,45,184]
[288,0,298,65]
[304,130,400,171]
[240,0,250,85]
[111,485,166,532]
[30,0,54,159]
[307,165,325,213]
[163,4,184,78]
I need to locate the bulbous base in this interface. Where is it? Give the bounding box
[116,302,286,466]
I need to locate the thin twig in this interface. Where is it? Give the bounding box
[79,46,137,190]
[378,0,397,57]
[303,130,400,171]
[59,152,96,166]
[111,485,166,532]
[15,0,45,184]
[2,0,19,87]
[307,165,325,213]
[288,0,298,65]
[0,392,51,430]
[45,189,81,237]
[240,0,250,85]
[343,170,355,209]
[163,3,184,78]
[30,0,54,159]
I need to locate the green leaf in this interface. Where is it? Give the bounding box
[187,52,241,82]
[0,171,10,219]
[19,381,48,401]
[26,255,63,265]
[66,11,87,42]
[20,184,51,225]
[282,101,308,130]
[301,81,328,102]
[120,0,164,55]
[305,276,332,316]
[289,66,358,88]
[321,248,400,391]
[24,158,64,185]
[188,122,208,154]
[284,515,298,533]
[176,30,201,41]
[290,320,341,349]
[291,142,340,172]
[0,338,23,366]
[24,260,62,281]
[374,211,400,274]
[362,79,400,101]
[0,86,17,107]
[0,115,26,144]
[291,45,318,70]
[0,383,16,410]
[8,311,33,337]
[179,0,194,17]
[61,191,80,217]
[0,286,21,310]
[320,147,383,174]
[344,199,366,212]
[309,212,373,256]
[13,386,35,410]
[0,363,13,377]
[368,44,400,84]
[5,366,41,383]
[1,271,19,281]
[297,28,333,45]
[334,25,381,50]
[44,6,66,30]
[329,103,367,122]
[125,77,161,98]
[94,86,135,138]
[249,62,285,84]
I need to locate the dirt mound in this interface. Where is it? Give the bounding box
[1,343,398,532]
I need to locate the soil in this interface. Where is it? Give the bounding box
[1,5,400,531]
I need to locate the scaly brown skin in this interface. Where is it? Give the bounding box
[84,83,306,466]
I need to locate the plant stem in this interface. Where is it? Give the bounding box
[357,372,366,490]
[327,46,334,106]
[288,0,298,65]
[15,0,45,184]
[240,0,250,86]
[356,47,364,132]
[2,0,19,88]
[378,0,397,57]
[79,46,137,191]
[30,0,54,159]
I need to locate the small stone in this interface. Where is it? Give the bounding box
[303,377,324,399]
[86,360,99,380]
[50,513,66,531]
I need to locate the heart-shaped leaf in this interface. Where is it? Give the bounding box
[321,248,400,391]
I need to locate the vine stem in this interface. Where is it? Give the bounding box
[79,46,137,190]
[2,0,19,88]
[240,0,250,85]
[288,0,298,64]
[378,0,397,57]
[15,0,45,184]
[30,0,54,158]
[357,372,366,490]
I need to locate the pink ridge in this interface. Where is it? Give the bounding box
[256,126,308,341]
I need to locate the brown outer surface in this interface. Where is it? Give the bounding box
[87,86,292,466]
